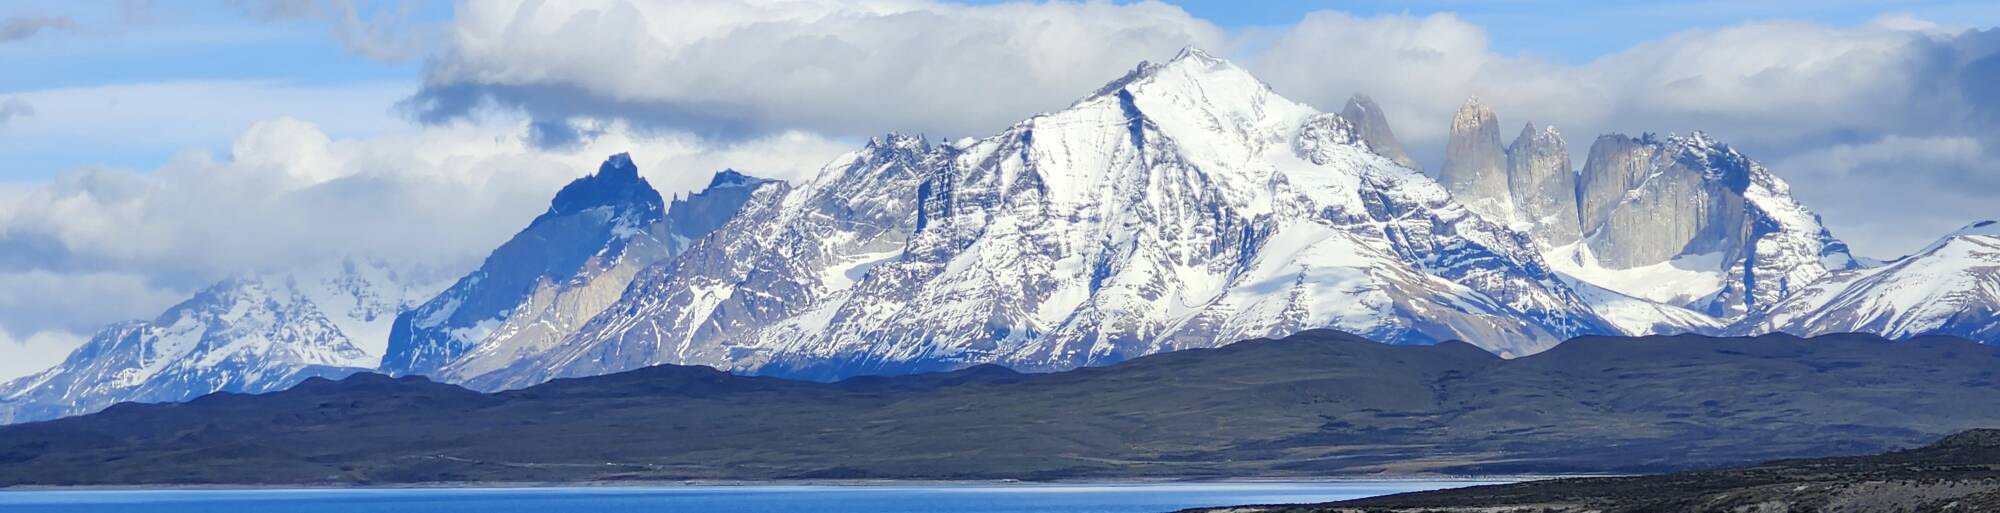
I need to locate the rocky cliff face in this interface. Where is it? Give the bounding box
[441,169,772,391]
[1561,133,1860,319]
[1442,112,1580,249]
[1506,122,1580,247]
[1439,97,1512,223]
[379,156,774,390]
[1339,94,1420,170]
[471,134,950,388]
[1576,133,1750,270]
[1425,97,1858,330]
[379,154,672,378]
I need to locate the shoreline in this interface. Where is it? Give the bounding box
[0,475,1565,492]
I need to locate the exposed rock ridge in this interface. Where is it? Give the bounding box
[1339,93,1420,170]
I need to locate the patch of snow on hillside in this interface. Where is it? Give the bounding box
[1547,243,1726,307]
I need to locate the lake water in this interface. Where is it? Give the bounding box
[0,481,1508,512]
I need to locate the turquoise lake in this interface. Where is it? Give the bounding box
[0,481,1508,512]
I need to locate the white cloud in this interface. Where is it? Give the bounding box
[2,79,409,147]
[1247,12,1999,257]
[0,98,31,126]
[1249,13,1990,162]
[227,0,439,63]
[400,2,2000,259]
[1776,135,1986,180]
[1772,135,1994,257]
[0,270,182,342]
[0,15,79,43]
[0,80,418,185]
[409,0,1228,140]
[0,325,86,383]
[0,115,851,341]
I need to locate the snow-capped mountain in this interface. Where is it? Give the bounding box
[464,48,1616,388]
[1739,221,2000,343]
[379,154,773,390]
[0,259,440,424]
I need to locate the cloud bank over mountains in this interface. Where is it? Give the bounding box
[412,1,1999,254]
[406,0,1228,141]
[0,118,847,375]
[0,0,1995,378]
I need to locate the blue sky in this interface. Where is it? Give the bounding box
[0,1,446,179]
[8,0,1998,183]
[1136,0,2000,60]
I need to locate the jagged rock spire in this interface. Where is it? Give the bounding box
[1506,122,1580,247]
[1340,94,1420,170]
[543,153,664,220]
[1441,96,1512,223]
[383,153,675,378]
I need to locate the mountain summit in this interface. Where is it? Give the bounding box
[543,153,658,218]
[1744,220,2000,343]
[1441,97,1512,223]
[380,155,771,388]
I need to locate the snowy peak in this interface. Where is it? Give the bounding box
[1742,222,2000,344]
[668,169,777,243]
[703,168,765,190]
[1658,131,1755,191]
[1512,122,1564,150]
[1294,113,1366,165]
[1082,45,1233,96]
[865,132,929,151]
[1919,220,2000,254]
[1088,46,1294,121]
[809,132,945,204]
[0,258,438,424]
[1171,45,1223,64]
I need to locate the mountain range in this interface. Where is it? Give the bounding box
[1,48,1994,423]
